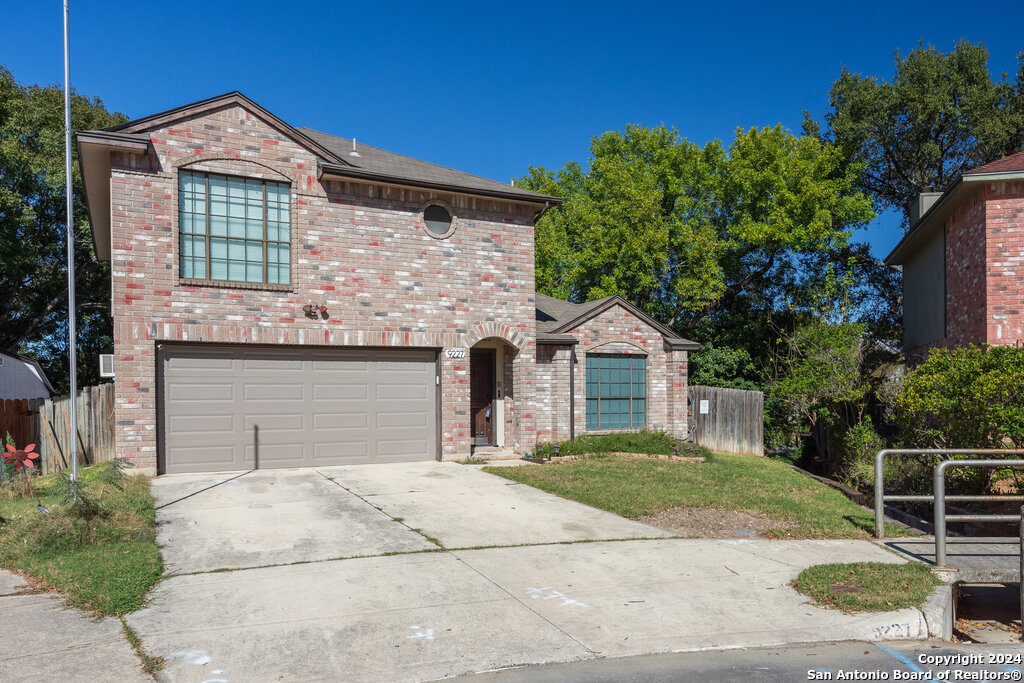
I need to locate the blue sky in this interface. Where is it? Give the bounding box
[3,1,1023,258]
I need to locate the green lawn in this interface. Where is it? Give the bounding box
[485,453,909,539]
[0,462,162,615]
[793,562,939,612]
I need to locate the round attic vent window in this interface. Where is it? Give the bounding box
[423,204,453,237]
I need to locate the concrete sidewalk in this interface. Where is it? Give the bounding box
[126,538,933,682]
[0,571,148,683]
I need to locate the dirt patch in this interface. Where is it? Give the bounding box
[640,506,795,538]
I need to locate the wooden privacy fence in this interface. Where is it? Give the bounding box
[688,385,764,456]
[0,384,115,475]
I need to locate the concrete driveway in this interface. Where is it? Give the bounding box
[152,461,674,574]
[130,461,941,682]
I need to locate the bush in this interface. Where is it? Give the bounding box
[893,345,1024,492]
[895,345,1024,448]
[532,431,711,459]
[837,419,886,492]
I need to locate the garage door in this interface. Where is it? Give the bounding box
[159,345,438,473]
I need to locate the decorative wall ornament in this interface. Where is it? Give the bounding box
[302,303,328,320]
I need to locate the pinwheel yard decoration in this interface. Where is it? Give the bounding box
[3,443,40,471]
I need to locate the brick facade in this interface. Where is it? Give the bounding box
[985,181,1024,344]
[909,181,1024,360]
[90,97,695,473]
[532,303,690,448]
[535,345,573,443]
[107,103,539,472]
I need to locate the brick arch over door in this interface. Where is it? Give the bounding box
[462,322,527,350]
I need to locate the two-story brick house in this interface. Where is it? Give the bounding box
[77,92,698,474]
[886,151,1024,361]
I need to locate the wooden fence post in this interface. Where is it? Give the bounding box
[24,383,115,473]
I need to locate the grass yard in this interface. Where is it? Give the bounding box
[0,462,161,615]
[484,453,909,539]
[793,562,939,612]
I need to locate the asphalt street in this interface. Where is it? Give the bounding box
[452,641,1024,682]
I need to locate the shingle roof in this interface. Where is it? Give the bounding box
[92,91,559,205]
[298,128,557,203]
[967,150,1024,175]
[536,293,614,336]
[534,293,701,349]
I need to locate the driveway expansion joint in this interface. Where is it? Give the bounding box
[315,468,446,548]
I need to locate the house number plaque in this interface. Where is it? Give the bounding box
[445,348,466,359]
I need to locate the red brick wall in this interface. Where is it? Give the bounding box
[910,182,1024,361]
[107,103,538,471]
[984,181,1024,346]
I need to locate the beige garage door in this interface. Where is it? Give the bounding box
[159,345,438,473]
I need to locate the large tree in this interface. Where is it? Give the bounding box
[517,123,875,332]
[0,66,125,392]
[815,40,1024,226]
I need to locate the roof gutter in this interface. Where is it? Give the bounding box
[76,130,150,151]
[318,162,562,206]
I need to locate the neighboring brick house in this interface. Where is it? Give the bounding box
[886,151,1024,361]
[77,92,698,475]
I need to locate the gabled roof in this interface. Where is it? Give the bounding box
[535,293,701,349]
[102,91,350,164]
[885,150,1024,266]
[299,127,560,204]
[0,350,55,398]
[77,92,560,261]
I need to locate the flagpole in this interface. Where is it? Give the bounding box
[63,0,79,483]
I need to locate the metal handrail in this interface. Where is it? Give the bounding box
[873,449,1024,539]
[934,459,1024,567]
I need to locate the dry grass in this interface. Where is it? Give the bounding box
[0,462,161,614]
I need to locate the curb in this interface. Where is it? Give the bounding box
[917,584,954,640]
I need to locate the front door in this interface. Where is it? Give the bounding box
[470,349,495,446]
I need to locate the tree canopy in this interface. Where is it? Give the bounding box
[517,124,875,333]
[815,40,1024,226]
[0,66,125,392]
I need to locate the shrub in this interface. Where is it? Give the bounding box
[689,344,761,391]
[838,419,886,492]
[532,431,711,459]
[893,345,1024,492]
[895,345,1024,449]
